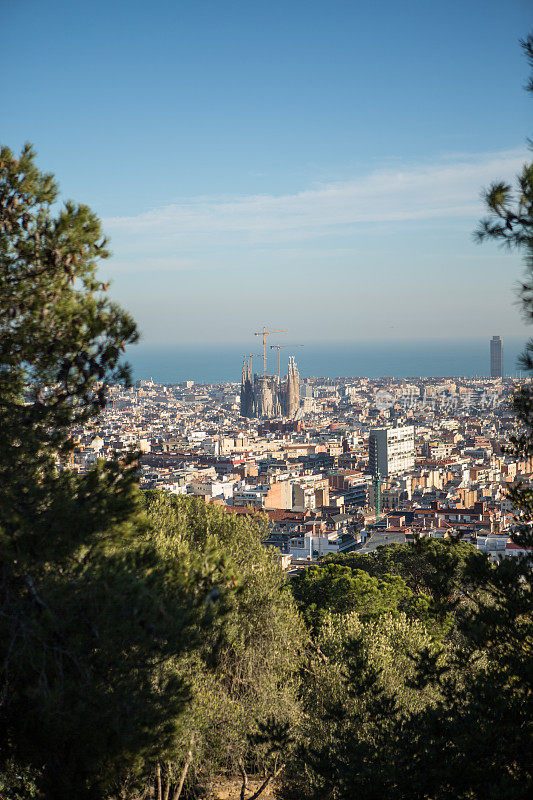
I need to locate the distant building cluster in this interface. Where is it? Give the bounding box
[62,363,533,568]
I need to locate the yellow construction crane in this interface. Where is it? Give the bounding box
[270,344,304,383]
[254,327,288,376]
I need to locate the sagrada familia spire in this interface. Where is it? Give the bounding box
[240,354,301,419]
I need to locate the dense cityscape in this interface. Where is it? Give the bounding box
[67,334,531,569]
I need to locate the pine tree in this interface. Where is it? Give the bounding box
[0,145,234,799]
[139,492,304,800]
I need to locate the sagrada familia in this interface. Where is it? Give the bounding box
[240,355,300,419]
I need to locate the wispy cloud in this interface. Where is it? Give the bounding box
[105,149,528,246]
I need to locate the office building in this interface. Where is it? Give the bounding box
[490,336,503,378]
[369,426,415,478]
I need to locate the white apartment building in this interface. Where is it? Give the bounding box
[188,478,235,501]
[369,426,415,477]
[288,531,342,560]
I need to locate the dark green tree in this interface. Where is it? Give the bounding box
[291,560,432,625]
[0,145,235,799]
[326,538,479,601]
[280,610,438,800]
[314,538,485,634]
[138,493,304,800]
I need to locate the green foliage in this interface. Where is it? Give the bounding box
[136,493,305,797]
[326,537,480,604]
[0,143,138,536]
[284,539,532,800]
[0,147,236,799]
[0,761,40,800]
[292,561,425,621]
[280,611,438,800]
[292,537,483,636]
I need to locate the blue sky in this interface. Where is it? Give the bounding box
[2,0,532,344]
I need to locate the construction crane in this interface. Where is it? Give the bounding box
[270,344,304,383]
[254,327,288,376]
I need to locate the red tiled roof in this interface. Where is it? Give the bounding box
[506,540,533,550]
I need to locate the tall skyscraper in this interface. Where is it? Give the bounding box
[490,336,503,378]
[369,426,415,478]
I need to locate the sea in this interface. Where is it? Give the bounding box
[124,338,530,385]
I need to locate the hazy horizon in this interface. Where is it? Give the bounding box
[125,337,530,384]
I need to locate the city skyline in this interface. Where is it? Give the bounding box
[124,336,529,385]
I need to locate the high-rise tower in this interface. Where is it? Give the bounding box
[490,336,503,378]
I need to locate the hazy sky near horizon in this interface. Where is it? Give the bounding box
[2,0,532,344]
